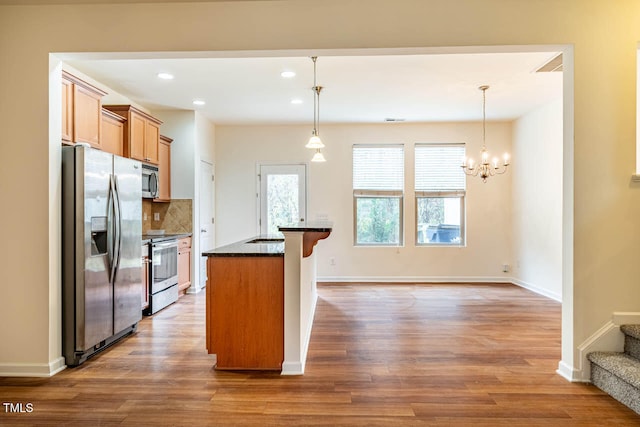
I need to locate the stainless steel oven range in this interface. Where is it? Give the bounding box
[144,239,179,315]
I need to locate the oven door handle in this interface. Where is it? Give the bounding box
[152,241,178,250]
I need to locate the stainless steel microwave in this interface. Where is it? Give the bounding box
[141,164,159,199]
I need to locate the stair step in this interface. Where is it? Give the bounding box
[621,324,640,340]
[621,325,640,360]
[588,351,640,414]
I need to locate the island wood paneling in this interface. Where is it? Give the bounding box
[207,256,284,370]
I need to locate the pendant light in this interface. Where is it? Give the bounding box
[306,56,326,162]
[461,85,510,182]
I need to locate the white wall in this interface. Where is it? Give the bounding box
[216,122,513,280]
[153,110,196,199]
[153,110,216,293]
[194,112,216,291]
[512,99,563,301]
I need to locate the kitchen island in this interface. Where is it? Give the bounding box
[203,223,331,374]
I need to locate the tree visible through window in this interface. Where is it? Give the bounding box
[353,145,404,246]
[267,174,299,235]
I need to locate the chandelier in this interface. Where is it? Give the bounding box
[461,85,510,182]
[305,56,326,162]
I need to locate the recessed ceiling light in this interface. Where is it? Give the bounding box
[157,72,174,80]
[281,71,296,78]
[193,99,206,106]
[291,99,303,105]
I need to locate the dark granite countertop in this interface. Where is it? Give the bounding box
[278,221,333,233]
[202,235,284,257]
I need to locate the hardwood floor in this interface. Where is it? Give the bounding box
[1,283,639,426]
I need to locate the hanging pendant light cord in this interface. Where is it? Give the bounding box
[312,56,318,135]
[481,85,487,150]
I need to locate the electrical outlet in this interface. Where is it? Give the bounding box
[502,264,510,273]
[329,257,336,266]
[154,212,160,221]
[143,212,148,221]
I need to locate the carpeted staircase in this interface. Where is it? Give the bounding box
[588,325,640,414]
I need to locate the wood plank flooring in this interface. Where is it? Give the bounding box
[1,283,639,426]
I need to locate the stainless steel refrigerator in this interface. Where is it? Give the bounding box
[62,145,142,366]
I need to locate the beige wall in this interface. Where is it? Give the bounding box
[1,0,640,379]
[216,122,513,280]
[512,98,564,301]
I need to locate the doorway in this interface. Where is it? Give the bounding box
[258,164,307,235]
[199,160,214,291]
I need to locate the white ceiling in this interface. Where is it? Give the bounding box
[63,51,563,126]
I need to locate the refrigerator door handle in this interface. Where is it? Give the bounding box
[108,174,120,284]
[107,174,116,283]
[113,175,123,281]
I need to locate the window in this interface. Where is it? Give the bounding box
[415,144,466,245]
[353,145,404,245]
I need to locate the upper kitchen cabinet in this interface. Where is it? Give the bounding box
[61,71,107,147]
[155,135,172,202]
[104,105,162,165]
[101,108,125,157]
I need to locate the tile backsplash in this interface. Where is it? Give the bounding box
[143,199,193,234]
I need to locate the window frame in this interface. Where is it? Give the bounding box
[415,190,466,246]
[352,144,405,247]
[414,143,466,247]
[353,190,404,246]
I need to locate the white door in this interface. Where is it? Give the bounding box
[199,160,214,290]
[259,164,307,235]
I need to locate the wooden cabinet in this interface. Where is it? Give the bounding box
[101,109,125,157]
[61,71,107,147]
[142,243,150,311]
[104,105,162,165]
[177,236,192,295]
[206,256,284,370]
[155,135,172,202]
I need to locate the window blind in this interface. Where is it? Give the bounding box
[415,144,465,191]
[353,145,404,191]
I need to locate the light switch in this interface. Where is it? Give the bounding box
[154,213,160,221]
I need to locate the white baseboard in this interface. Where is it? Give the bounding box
[0,357,66,377]
[318,276,511,284]
[281,361,303,375]
[575,312,640,382]
[511,278,562,302]
[556,360,585,382]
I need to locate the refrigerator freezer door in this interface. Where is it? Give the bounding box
[112,155,143,333]
[77,147,114,352]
